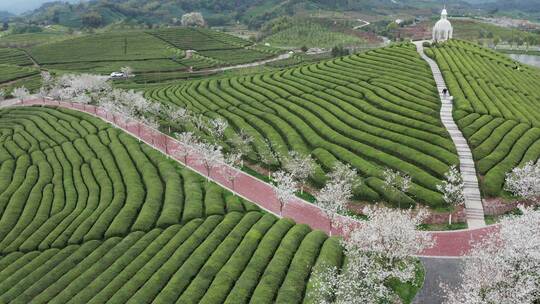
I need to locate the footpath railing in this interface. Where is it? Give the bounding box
[3,99,499,257]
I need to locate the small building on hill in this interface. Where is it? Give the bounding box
[433,8,453,42]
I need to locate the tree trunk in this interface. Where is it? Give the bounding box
[449,213,452,226]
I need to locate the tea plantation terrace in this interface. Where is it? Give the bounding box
[427,40,540,198]
[0,106,341,303]
[146,43,460,208]
[20,28,280,77]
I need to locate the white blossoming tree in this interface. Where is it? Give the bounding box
[505,160,540,203]
[315,163,359,235]
[383,168,412,208]
[437,165,466,225]
[311,206,434,303]
[221,152,243,191]
[166,107,190,133]
[443,206,540,304]
[283,151,316,194]
[12,86,30,102]
[194,142,224,178]
[272,170,298,216]
[181,12,205,27]
[192,114,208,131]
[174,132,198,164]
[206,117,228,140]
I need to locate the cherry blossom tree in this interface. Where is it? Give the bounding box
[311,206,434,304]
[272,170,298,216]
[37,87,48,102]
[41,71,54,90]
[181,12,205,27]
[192,114,208,131]
[283,151,316,194]
[437,165,466,225]
[12,87,29,102]
[221,152,243,191]
[315,163,359,235]
[194,142,224,178]
[206,117,228,140]
[383,168,412,208]
[442,206,540,304]
[166,106,190,133]
[505,160,540,204]
[174,132,199,164]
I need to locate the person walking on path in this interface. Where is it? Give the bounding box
[442,88,448,97]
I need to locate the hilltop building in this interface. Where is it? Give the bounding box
[432,8,453,42]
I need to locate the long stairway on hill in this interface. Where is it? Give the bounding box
[414,41,486,229]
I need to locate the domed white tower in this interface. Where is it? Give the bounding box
[432,7,453,42]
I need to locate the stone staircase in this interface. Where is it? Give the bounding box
[414,41,486,228]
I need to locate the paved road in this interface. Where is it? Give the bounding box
[414,41,486,229]
[1,99,499,257]
[414,257,463,304]
[200,53,292,73]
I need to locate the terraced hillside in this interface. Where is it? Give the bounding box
[0,48,34,66]
[0,49,41,92]
[150,27,279,65]
[147,43,460,208]
[0,106,341,303]
[428,40,540,197]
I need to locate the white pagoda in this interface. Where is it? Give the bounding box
[432,7,453,42]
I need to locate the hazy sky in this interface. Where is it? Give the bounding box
[0,0,79,14]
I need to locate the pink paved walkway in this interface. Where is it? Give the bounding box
[8,99,499,257]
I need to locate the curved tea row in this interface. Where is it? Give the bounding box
[0,106,341,303]
[429,40,540,197]
[146,43,460,208]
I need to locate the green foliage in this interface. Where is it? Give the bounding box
[433,40,540,197]
[147,44,458,207]
[0,106,348,303]
[264,21,365,49]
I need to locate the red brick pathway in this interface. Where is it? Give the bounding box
[11,99,499,257]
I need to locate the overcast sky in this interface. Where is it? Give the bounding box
[0,0,79,14]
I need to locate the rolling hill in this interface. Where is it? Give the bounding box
[147,43,460,209]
